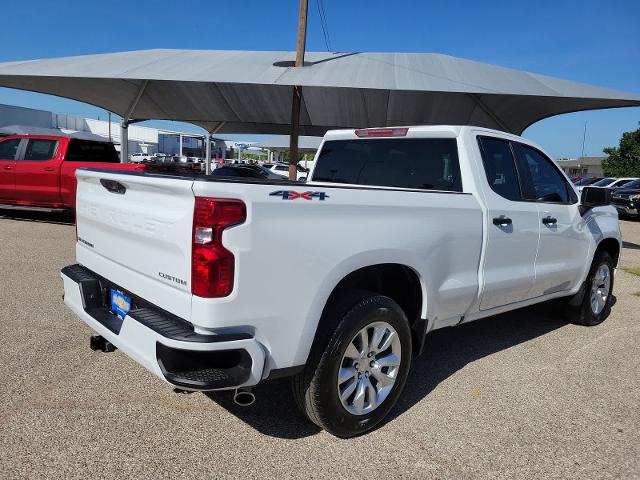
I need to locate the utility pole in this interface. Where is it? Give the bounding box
[289,0,308,181]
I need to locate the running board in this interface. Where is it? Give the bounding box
[0,204,69,213]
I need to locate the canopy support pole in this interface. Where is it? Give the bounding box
[120,123,128,163]
[205,122,226,175]
[120,80,149,163]
[205,133,211,174]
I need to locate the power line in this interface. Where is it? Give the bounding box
[315,0,332,51]
[315,0,329,50]
[320,0,332,51]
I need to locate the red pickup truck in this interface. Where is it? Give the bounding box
[0,134,146,212]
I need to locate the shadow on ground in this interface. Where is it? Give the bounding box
[206,301,569,439]
[622,240,640,251]
[0,209,75,225]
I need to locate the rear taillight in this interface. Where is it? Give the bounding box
[354,127,409,138]
[191,197,246,298]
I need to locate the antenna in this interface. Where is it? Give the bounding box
[580,120,587,158]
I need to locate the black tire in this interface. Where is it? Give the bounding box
[564,250,615,326]
[292,291,412,438]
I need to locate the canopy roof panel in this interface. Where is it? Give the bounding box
[0,124,109,141]
[253,135,322,152]
[0,49,638,135]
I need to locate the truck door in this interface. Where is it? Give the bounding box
[512,142,590,297]
[0,138,23,201]
[477,136,540,310]
[14,138,61,205]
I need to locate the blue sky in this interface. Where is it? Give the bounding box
[1,0,638,158]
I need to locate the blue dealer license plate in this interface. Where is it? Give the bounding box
[110,289,131,319]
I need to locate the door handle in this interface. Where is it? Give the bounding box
[492,216,512,226]
[542,216,557,225]
[2,165,12,170]
[44,167,55,172]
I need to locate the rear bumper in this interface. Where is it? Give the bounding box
[61,264,265,391]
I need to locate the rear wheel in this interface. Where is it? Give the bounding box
[292,292,412,438]
[564,250,615,326]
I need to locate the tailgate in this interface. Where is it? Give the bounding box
[75,169,195,320]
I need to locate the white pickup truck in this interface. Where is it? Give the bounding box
[61,125,620,437]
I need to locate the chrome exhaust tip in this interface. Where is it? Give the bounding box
[233,387,255,406]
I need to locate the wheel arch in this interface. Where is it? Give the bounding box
[306,263,428,362]
[596,237,621,267]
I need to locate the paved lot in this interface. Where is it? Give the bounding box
[0,211,638,479]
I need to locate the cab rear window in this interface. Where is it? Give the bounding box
[65,140,120,163]
[312,138,462,191]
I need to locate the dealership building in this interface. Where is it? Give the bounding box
[0,103,243,160]
[556,156,607,177]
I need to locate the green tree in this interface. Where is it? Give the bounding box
[602,128,640,177]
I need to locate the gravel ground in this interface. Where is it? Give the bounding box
[0,211,638,479]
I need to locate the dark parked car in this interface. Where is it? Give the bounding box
[610,179,640,218]
[211,164,286,180]
[573,177,602,186]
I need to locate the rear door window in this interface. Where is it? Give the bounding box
[312,138,462,191]
[477,137,521,201]
[0,139,22,160]
[66,140,120,163]
[23,139,58,161]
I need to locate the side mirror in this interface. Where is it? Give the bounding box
[580,186,611,213]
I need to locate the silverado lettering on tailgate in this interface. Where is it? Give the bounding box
[77,203,172,238]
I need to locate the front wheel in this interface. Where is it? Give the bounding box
[564,250,615,326]
[292,293,412,438]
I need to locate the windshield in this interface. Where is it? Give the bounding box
[618,179,640,189]
[610,179,636,188]
[591,177,615,187]
[574,177,600,186]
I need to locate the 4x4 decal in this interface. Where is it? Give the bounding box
[270,190,329,201]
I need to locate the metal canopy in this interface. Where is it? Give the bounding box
[0,124,109,141]
[253,135,322,152]
[0,49,638,135]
